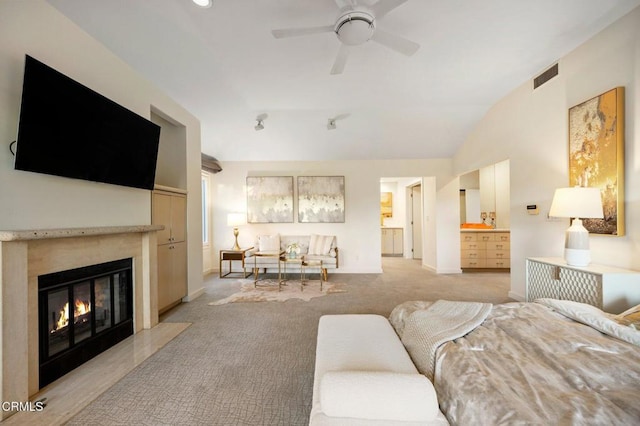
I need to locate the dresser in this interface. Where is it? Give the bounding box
[526,257,640,314]
[460,230,510,269]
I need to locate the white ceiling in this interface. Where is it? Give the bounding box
[48,0,640,162]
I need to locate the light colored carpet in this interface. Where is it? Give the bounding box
[68,258,513,425]
[209,279,346,305]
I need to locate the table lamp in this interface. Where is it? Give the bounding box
[549,187,603,267]
[227,213,246,250]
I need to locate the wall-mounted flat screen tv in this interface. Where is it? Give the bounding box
[14,55,161,190]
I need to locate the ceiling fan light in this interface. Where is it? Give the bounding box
[192,0,212,8]
[335,12,375,46]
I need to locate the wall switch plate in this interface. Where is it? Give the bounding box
[527,204,539,215]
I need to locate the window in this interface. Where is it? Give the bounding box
[201,172,210,245]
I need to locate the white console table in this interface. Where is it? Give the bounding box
[526,257,640,314]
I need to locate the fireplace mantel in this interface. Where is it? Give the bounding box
[0,225,160,418]
[0,224,163,241]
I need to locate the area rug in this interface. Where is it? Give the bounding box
[209,279,346,305]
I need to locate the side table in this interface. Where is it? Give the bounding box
[219,247,254,278]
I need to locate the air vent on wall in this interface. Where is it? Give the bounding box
[533,63,559,89]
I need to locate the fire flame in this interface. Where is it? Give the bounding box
[51,299,91,333]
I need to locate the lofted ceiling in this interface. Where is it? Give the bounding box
[48,0,640,162]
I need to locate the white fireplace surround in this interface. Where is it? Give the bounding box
[0,225,161,416]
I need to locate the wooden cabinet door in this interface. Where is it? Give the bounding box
[381,229,394,254]
[171,241,188,302]
[170,195,186,243]
[153,193,172,244]
[392,229,403,254]
[157,244,173,311]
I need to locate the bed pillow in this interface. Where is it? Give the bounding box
[613,304,640,330]
[308,234,334,256]
[535,298,640,347]
[257,234,280,252]
[320,371,439,422]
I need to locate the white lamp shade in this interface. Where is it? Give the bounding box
[227,213,246,227]
[549,187,604,219]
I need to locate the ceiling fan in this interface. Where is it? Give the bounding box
[272,0,419,75]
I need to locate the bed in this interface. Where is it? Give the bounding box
[389,299,640,425]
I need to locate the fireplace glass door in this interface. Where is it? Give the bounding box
[39,258,133,388]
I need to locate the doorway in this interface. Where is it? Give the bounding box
[380,178,423,260]
[410,184,422,260]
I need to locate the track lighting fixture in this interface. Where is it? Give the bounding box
[254,113,268,131]
[327,119,337,130]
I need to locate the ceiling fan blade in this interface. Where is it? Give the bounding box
[371,28,419,56]
[330,44,350,75]
[334,0,357,9]
[271,25,334,39]
[371,0,409,19]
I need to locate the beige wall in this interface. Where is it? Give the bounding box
[210,160,454,273]
[454,6,640,300]
[0,1,204,300]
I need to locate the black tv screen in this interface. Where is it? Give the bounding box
[15,55,160,190]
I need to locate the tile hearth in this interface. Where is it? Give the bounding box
[3,322,190,425]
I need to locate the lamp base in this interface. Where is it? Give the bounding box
[563,218,591,267]
[564,248,590,267]
[231,227,241,251]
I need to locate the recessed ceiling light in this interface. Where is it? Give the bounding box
[192,0,212,8]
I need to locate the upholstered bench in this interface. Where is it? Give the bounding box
[310,314,449,425]
[246,234,338,280]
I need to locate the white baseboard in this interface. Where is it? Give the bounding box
[508,291,525,301]
[183,287,205,302]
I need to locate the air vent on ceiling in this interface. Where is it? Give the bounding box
[533,63,558,89]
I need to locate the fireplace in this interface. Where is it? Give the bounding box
[38,258,134,388]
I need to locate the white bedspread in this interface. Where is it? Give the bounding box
[391,301,640,425]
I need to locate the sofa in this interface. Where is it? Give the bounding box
[246,234,338,280]
[310,314,449,425]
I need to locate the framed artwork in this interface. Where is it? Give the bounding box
[298,176,345,223]
[381,192,393,218]
[568,87,624,235]
[246,176,294,223]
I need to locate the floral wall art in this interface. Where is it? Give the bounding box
[297,176,345,223]
[246,176,294,223]
[568,87,625,235]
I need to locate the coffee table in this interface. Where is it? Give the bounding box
[279,255,304,290]
[253,250,284,289]
[301,258,324,291]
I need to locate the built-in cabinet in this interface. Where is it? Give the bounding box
[461,231,510,269]
[381,227,403,256]
[526,257,640,314]
[152,186,187,313]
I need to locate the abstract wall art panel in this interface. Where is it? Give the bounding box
[246,176,294,223]
[568,87,625,235]
[298,176,345,223]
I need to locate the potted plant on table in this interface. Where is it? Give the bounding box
[285,242,300,259]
